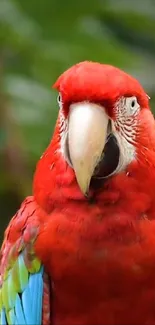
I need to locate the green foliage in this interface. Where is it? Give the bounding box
[0,0,155,241]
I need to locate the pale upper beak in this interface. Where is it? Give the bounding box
[68,102,109,195]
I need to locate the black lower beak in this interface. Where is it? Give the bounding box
[93,134,120,178]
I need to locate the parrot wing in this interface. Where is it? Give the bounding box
[0,197,50,325]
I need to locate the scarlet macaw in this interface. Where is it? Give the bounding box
[0,61,155,325]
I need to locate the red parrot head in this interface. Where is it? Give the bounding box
[34,61,155,209]
[51,61,154,195]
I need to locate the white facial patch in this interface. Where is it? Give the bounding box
[112,96,140,174]
[57,92,69,160]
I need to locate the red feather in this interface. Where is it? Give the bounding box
[53,61,149,119]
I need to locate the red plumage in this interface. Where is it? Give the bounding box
[53,61,149,118]
[2,61,155,324]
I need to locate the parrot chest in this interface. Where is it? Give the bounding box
[37,205,155,325]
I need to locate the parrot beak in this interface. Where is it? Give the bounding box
[68,102,109,195]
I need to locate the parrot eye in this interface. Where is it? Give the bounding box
[125,96,140,115]
[131,99,135,107]
[57,93,63,108]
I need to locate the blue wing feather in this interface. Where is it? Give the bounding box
[1,309,7,325]
[29,267,43,324]
[15,294,26,325]
[22,268,43,325]
[22,282,33,324]
[0,257,44,325]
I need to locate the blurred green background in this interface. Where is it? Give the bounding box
[1,0,155,243]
